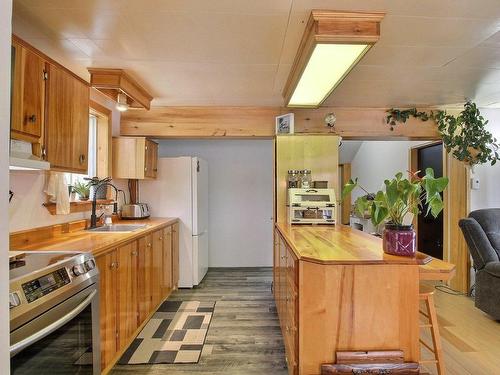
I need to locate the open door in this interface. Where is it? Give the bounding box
[410,143,470,293]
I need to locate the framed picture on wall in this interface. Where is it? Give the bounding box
[276,113,294,135]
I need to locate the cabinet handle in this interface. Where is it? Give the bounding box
[27,114,36,123]
[41,146,47,159]
[147,243,152,248]
[144,167,148,171]
[131,250,138,256]
[79,154,86,164]
[159,237,163,240]
[153,168,158,172]
[110,262,117,269]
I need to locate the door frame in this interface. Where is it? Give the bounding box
[409,142,471,293]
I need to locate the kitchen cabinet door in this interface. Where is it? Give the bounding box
[162,226,173,296]
[116,241,138,349]
[137,234,153,324]
[11,42,45,143]
[95,251,118,370]
[273,230,280,301]
[45,63,89,173]
[144,139,158,178]
[112,137,158,179]
[172,223,180,288]
[151,229,163,307]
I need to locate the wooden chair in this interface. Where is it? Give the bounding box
[419,285,445,375]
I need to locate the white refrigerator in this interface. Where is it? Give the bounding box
[140,157,209,288]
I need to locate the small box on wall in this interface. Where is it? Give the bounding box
[275,113,294,135]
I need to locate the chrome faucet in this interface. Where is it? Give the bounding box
[86,177,119,229]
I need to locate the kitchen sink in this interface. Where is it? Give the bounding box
[87,224,148,233]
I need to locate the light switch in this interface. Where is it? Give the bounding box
[471,177,480,190]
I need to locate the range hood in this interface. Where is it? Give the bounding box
[10,139,50,170]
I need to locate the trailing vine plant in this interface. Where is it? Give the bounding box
[386,101,500,166]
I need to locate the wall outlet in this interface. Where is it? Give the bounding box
[471,176,480,190]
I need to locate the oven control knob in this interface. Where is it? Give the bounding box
[72,264,85,277]
[84,259,96,271]
[9,292,21,309]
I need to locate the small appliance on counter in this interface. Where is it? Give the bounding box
[288,188,337,225]
[120,203,150,219]
[9,250,100,374]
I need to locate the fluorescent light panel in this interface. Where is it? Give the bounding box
[288,43,369,107]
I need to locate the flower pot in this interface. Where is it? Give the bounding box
[78,196,89,201]
[382,224,416,257]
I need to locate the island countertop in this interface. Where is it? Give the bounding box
[276,222,440,266]
[10,217,178,257]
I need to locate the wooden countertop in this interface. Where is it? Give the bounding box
[276,223,456,278]
[11,217,178,258]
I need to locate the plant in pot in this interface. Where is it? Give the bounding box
[73,181,90,201]
[342,168,449,257]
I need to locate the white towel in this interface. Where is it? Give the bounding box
[44,172,70,215]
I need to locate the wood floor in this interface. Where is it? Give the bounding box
[111,269,500,375]
[421,282,500,375]
[111,267,287,375]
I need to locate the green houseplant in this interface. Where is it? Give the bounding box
[73,181,90,201]
[386,101,500,166]
[342,168,449,257]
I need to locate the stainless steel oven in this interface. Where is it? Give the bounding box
[9,251,100,375]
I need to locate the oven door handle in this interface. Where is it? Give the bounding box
[10,289,97,355]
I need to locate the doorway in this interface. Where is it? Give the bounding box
[416,143,444,259]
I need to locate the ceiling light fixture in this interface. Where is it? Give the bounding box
[116,92,129,112]
[283,10,385,108]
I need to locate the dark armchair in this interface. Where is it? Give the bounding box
[459,209,500,320]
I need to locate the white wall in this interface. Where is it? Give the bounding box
[470,108,500,211]
[1,1,12,372]
[157,140,274,267]
[350,141,420,203]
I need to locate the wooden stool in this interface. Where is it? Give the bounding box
[419,285,445,375]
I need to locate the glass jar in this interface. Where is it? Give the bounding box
[287,170,300,188]
[300,169,312,189]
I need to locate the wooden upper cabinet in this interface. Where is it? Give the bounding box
[112,137,158,179]
[11,42,46,143]
[45,63,90,173]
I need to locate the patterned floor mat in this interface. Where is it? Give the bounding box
[118,300,215,365]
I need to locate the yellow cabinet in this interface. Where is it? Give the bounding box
[10,41,46,143]
[112,137,158,179]
[45,63,90,173]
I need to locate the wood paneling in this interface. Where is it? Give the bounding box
[88,68,153,110]
[45,63,90,173]
[120,106,281,138]
[11,41,45,143]
[275,135,340,223]
[283,11,384,108]
[298,261,419,374]
[443,153,470,293]
[290,107,441,139]
[121,106,440,140]
[340,163,351,225]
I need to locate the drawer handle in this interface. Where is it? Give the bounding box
[27,114,36,123]
[79,154,86,164]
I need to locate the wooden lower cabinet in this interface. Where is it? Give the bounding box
[275,232,298,375]
[172,223,180,288]
[95,250,118,370]
[95,222,179,372]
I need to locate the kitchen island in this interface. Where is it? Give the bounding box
[274,223,454,375]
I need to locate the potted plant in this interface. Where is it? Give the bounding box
[342,168,449,257]
[73,181,90,201]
